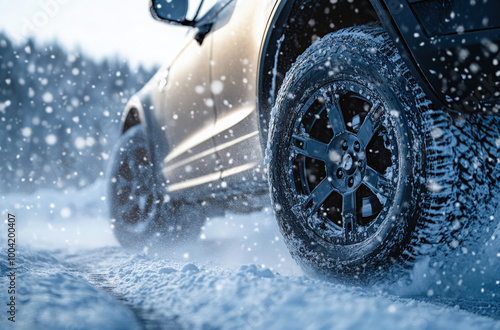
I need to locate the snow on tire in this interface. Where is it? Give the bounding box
[409,111,500,286]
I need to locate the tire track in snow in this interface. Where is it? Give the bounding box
[86,273,183,330]
[64,264,184,330]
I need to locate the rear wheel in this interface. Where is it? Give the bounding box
[108,125,208,248]
[107,125,164,248]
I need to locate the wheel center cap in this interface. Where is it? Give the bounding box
[327,133,366,193]
[341,153,353,171]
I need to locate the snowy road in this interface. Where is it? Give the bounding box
[1,180,500,329]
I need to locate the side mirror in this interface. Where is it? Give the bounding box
[150,0,190,25]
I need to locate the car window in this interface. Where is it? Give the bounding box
[185,0,223,21]
[197,0,221,18]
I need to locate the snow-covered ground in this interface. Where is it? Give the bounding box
[1,181,500,329]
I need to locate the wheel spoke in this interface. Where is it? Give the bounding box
[116,177,130,192]
[304,178,335,216]
[357,103,383,146]
[139,195,153,220]
[292,134,329,162]
[363,166,391,200]
[326,91,346,135]
[342,192,357,239]
[360,195,381,218]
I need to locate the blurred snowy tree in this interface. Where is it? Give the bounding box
[0,33,157,193]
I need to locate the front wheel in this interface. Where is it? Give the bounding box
[268,26,434,281]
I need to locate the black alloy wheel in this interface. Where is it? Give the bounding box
[290,82,399,246]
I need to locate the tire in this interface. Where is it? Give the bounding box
[107,125,165,248]
[266,25,495,282]
[107,125,205,248]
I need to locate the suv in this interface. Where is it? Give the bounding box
[107,0,500,281]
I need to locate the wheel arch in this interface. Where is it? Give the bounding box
[121,106,141,134]
[257,0,380,149]
[120,95,148,134]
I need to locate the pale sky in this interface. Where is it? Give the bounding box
[0,0,191,68]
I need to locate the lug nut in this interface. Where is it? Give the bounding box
[354,141,360,152]
[341,140,348,151]
[336,169,343,179]
[348,177,354,187]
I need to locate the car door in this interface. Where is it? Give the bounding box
[159,26,221,193]
[210,0,276,189]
